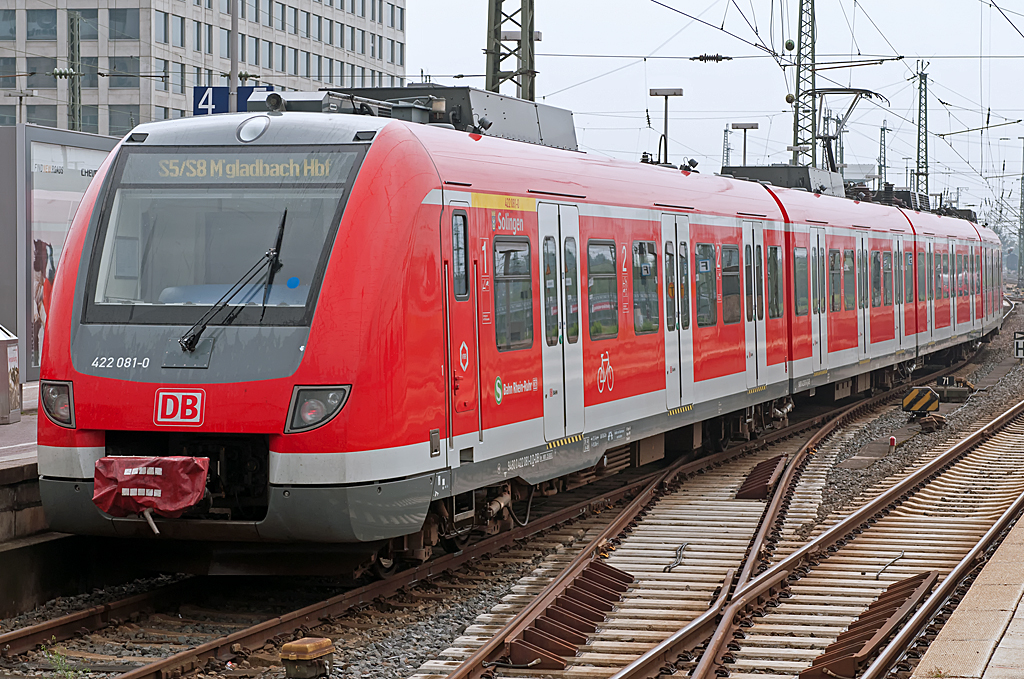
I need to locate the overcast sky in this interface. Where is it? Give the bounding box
[407,0,1024,226]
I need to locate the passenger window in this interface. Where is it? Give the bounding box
[695,243,717,327]
[452,212,468,298]
[543,237,559,347]
[810,247,818,314]
[767,246,783,319]
[871,250,882,308]
[745,244,754,322]
[793,246,809,316]
[843,250,856,311]
[493,239,533,351]
[632,241,659,334]
[680,243,691,329]
[943,253,950,299]
[665,242,676,332]
[905,252,915,303]
[564,238,579,344]
[829,249,842,312]
[883,251,893,306]
[588,240,618,340]
[722,245,741,324]
[755,244,764,321]
[918,252,926,302]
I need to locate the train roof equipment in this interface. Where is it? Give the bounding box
[248,84,578,151]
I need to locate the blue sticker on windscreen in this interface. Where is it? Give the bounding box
[287,277,300,289]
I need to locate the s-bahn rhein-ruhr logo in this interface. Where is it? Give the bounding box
[154,388,206,426]
[494,377,503,405]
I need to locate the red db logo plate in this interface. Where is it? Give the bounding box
[154,389,206,426]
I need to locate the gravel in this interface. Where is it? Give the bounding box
[816,308,1024,522]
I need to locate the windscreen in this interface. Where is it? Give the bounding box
[84,146,362,326]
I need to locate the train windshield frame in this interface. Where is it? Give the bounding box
[82,144,365,327]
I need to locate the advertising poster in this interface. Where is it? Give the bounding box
[29,142,109,367]
[6,344,18,412]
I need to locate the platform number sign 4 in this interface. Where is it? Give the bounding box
[1015,332,1024,359]
[191,86,273,116]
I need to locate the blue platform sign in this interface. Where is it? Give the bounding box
[192,86,273,116]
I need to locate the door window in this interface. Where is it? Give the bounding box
[883,251,893,306]
[859,247,868,309]
[793,246,809,316]
[818,246,826,314]
[543,236,559,347]
[632,241,659,334]
[564,238,579,344]
[680,243,691,329]
[745,244,754,321]
[493,239,533,351]
[722,245,741,324]
[927,250,934,300]
[695,243,717,327]
[452,212,468,298]
[810,246,819,314]
[665,242,676,332]
[755,244,764,320]
[917,252,926,302]
[905,252,914,303]
[587,240,618,339]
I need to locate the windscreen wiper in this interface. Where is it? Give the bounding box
[260,209,287,323]
[178,244,278,353]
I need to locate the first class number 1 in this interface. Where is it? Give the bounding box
[93,356,151,369]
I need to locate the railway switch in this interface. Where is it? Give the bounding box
[280,637,334,679]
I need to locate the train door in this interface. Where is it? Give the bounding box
[662,215,692,409]
[743,221,767,389]
[538,203,584,441]
[810,227,828,371]
[857,233,870,360]
[442,202,479,465]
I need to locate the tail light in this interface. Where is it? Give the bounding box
[285,386,350,433]
[41,380,76,428]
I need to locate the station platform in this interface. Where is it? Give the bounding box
[0,382,44,542]
[912,514,1024,678]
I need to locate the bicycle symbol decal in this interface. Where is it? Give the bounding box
[597,352,615,393]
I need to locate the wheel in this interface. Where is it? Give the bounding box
[441,531,472,554]
[597,366,605,393]
[705,417,728,453]
[607,366,614,391]
[371,549,398,579]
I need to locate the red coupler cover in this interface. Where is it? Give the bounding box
[93,456,209,518]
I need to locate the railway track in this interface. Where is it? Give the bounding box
[1,319,1013,679]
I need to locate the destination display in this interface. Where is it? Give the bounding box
[122,150,358,184]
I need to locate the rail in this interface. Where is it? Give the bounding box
[689,394,1024,678]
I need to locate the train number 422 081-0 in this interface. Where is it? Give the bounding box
[92,356,151,369]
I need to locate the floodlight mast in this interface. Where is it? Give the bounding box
[650,88,683,165]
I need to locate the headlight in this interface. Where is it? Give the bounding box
[286,386,350,433]
[41,380,76,428]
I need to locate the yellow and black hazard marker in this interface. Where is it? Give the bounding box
[902,386,940,414]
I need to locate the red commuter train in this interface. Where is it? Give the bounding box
[37,95,1003,572]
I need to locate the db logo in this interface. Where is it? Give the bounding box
[154,389,206,426]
